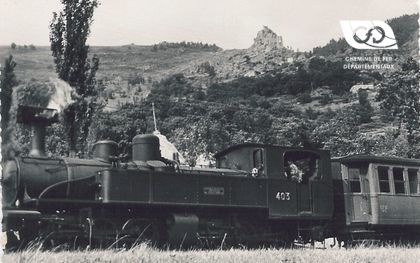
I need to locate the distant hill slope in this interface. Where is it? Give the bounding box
[313,13,419,59]
[0,13,416,109]
[0,25,295,83]
[2,13,418,161]
[0,44,218,84]
[0,26,296,108]
[0,43,221,108]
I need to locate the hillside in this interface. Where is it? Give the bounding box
[0,26,297,105]
[2,13,419,162]
[0,44,219,105]
[313,14,419,60]
[1,14,417,106]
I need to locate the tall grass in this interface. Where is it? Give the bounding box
[4,243,420,263]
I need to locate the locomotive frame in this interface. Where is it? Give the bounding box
[2,139,334,249]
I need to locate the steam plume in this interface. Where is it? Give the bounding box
[47,78,74,112]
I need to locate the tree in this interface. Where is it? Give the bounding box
[357,90,373,123]
[88,103,148,148]
[50,0,100,156]
[376,57,420,156]
[4,80,54,159]
[10,42,16,49]
[311,107,360,156]
[1,55,18,129]
[0,55,19,159]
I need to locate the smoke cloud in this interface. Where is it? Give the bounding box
[47,78,75,112]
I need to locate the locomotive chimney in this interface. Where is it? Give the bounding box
[30,125,47,157]
[17,105,59,157]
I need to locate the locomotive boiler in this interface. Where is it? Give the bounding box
[2,105,334,250]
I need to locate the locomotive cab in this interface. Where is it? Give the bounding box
[215,144,333,220]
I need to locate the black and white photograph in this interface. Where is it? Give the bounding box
[0,0,419,262]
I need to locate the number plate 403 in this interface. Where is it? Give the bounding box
[275,192,291,201]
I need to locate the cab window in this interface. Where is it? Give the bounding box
[252,148,264,177]
[253,149,264,169]
[284,151,320,184]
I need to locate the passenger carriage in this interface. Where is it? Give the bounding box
[332,155,420,244]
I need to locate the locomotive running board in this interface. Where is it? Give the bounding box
[3,209,41,219]
[3,210,42,230]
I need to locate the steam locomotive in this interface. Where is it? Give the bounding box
[2,106,420,250]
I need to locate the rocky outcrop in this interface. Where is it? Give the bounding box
[185,26,295,81]
[251,26,284,53]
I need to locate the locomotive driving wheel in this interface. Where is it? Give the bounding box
[120,218,161,248]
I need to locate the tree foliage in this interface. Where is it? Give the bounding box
[387,14,419,49]
[49,0,100,155]
[4,80,55,159]
[0,55,19,160]
[376,57,420,156]
[207,59,364,101]
[151,41,220,52]
[311,108,360,156]
[88,103,148,154]
[356,90,374,123]
[313,14,418,57]
[0,55,18,132]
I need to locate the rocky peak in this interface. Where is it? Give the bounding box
[251,26,283,52]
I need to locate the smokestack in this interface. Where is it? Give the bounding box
[17,105,59,157]
[30,125,46,157]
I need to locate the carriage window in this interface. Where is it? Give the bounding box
[378,166,390,193]
[408,169,419,194]
[393,167,405,194]
[284,151,320,184]
[348,168,361,193]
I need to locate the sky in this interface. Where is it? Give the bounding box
[0,0,417,51]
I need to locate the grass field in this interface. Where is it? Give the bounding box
[3,244,420,263]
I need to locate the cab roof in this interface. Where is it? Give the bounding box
[214,143,328,159]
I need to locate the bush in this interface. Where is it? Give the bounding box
[319,94,333,105]
[128,75,145,85]
[151,41,220,51]
[305,107,318,120]
[197,62,216,77]
[297,93,312,104]
[357,90,373,123]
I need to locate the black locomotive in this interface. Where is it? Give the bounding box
[2,106,420,250]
